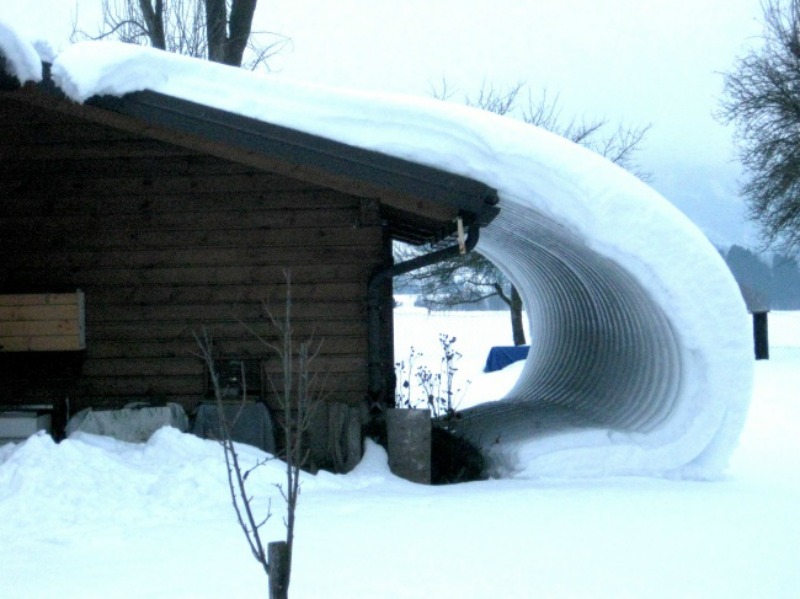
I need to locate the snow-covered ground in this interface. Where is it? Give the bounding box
[393,295,527,410]
[0,309,796,599]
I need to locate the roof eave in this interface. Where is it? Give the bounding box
[3,59,500,244]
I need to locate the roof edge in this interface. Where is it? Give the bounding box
[5,59,499,243]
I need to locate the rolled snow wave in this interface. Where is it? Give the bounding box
[480,205,682,432]
[456,194,752,479]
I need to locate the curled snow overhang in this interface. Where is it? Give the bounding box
[2,31,754,479]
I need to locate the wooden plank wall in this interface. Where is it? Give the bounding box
[0,96,386,413]
[0,291,85,352]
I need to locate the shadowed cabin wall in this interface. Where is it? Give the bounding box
[0,95,387,418]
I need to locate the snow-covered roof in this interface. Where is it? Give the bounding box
[0,23,753,479]
[0,22,41,86]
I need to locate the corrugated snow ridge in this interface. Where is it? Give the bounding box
[463,203,728,479]
[4,29,754,479]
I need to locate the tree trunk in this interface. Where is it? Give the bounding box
[205,0,227,63]
[139,0,166,50]
[205,0,258,66]
[510,284,526,346]
[226,0,258,66]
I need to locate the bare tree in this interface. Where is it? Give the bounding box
[249,272,325,585]
[194,271,323,598]
[516,86,651,179]
[397,246,528,345]
[72,0,288,69]
[720,0,800,255]
[432,80,651,179]
[194,329,273,579]
[399,81,651,345]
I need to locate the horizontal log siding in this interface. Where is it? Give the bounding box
[0,98,386,412]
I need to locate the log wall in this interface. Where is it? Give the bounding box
[0,96,387,414]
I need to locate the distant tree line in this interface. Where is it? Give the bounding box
[721,244,800,311]
[399,244,800,315]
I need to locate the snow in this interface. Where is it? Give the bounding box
[0,310,798,598]
[0,21,42,84]
[0,25,752,477]
[392,297,526,408]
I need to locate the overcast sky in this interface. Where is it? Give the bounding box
[3,0,767,247]
[266,1,760,160]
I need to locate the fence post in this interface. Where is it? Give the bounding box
[268,541,289,599]
[753,311,769,360]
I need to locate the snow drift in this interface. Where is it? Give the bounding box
[0,25,753,478]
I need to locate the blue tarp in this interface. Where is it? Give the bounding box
[484,345,530,372]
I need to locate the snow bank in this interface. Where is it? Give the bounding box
[0,427,289,533]
[4,28,753,478]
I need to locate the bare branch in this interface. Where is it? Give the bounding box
[138,0,166,49]
[71,0,286,70]
[204,0,226,62]
[465,80,525,116]
[226,269,325,591]
[720,0,800,254]
[428,76,457,101]
[193,328,271,576]
[226,0,258,66]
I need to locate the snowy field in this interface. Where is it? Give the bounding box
[392,295,529,410]
[1,308,798,598]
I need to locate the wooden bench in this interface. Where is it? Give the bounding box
[0,291,86,352]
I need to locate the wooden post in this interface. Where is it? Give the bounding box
[753,311,769,360]
[268,541,289,599]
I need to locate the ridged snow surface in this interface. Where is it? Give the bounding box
[1,27,754,478]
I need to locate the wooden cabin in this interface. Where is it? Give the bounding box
[0,60,498,469]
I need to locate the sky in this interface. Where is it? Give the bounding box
[261,0,766,248]
[1,0,767,246]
